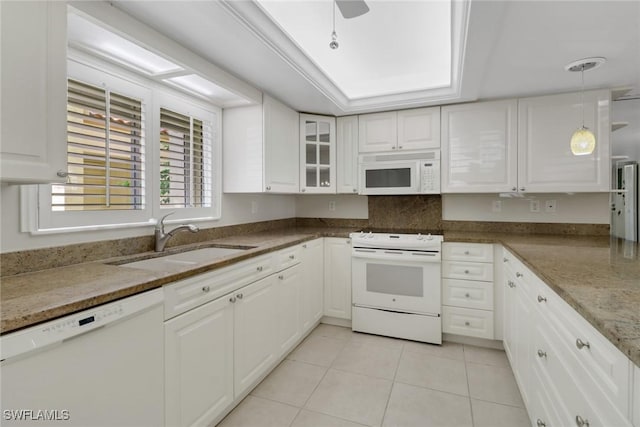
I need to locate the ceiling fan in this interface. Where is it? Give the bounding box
[335,0,369,19]
[330,0,369,49]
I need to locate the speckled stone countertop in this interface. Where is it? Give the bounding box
[2,227,638,367]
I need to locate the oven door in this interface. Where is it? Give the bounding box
[352,248,441,315]
[359,161,420,195]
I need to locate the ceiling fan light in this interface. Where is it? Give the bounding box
[570,126,596,156]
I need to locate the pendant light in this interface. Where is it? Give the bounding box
[565,57,606,156]
[329,0,339,49]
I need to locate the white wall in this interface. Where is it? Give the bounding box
[442,193,610,224]
[0,184,295,252]
[294,194,368,219]
[612,98,640,162]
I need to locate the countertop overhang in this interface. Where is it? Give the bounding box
[2,227,638,367]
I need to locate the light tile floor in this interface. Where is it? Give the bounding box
[218,324,530,427]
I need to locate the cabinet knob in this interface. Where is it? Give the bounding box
[575,338,590,350]
[278,275,284,280]
[464,251,470,255]
[520,187,525,192]
[537,349,547,358]
[537,295,547,303]
[353,189,357,193]
[465,293,470,298]
[289,255,295,260]
[575,415,590,427]
[56,170,69,178]
[236,293,243,300]
[508,280,516,288]
[512,187,517,192]
[464,270,470,274]
[256,266,263,272]
[398,146,403,149]
[266,186,271,191]
[391,146,396,149]
[516,272,523,278]
[464,321,470,326]
[301,188,306,192]
[229,296,236,303]
[202,286,210,293]
[302,244,307,249]
[503,257,508,263]
[536,419,547,427]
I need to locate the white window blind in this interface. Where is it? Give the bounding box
[52,79,145,211]
[159,108,212,208]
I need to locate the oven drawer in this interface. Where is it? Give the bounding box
[442,306,494,339]
[442,279,493,310]
[442,260,493,282]
[442,243,493,263]
[352,305,441,344]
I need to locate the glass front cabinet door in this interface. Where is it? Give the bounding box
[300,114,336,193]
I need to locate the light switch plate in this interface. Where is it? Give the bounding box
[530,200,540,213]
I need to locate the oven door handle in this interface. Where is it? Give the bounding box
[352,250,440,262]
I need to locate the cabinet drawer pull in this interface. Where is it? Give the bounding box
[278,275,284,280]
[289,255,295,260]
[236,293,243,300]
[266,186,271,191]
[56,170,69,178]
[256,266,263,272]
[464,250,470,255]
[464,269,470,274]
[512,187,517,191]
[575,338,590,350]
[465,293,470,298]
[537,295,547,303]
[537,419,547,427]
[229,296,236,303]
[537,349,547,358]
[302,244,307,249]
[508,280,516,288]
[202,286,210,293]
[503,257,508,263]
[516,272,523,278]
[520,187,526,192]
[464,321,470,326]
[575,415,590,427]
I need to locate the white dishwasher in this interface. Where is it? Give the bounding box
[0,288,164,427]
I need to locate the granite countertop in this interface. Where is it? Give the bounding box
[2,227,639,367]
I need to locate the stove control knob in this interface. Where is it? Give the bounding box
[426,233,433,240]
[417,233,423,240]
[367,232,373,239]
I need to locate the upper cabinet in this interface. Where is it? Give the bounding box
[441,90,611,193]
[300,114,336,194]
[358,107,440,153]
[336,116,359,194]
[517,90,610,193]
[0,1,68,183]
[441,100,518,193]
[223,95,299,193]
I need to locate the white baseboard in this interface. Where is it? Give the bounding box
[443,333,504,350]
[320,316,352,328]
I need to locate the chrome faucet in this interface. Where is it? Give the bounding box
[155,212,200,252]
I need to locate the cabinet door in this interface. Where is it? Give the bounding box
[397,107,440,150]
[503,267,517,364]
[165,296,234,427]
[275,264,302,357]
[264,95,299,193]
[358,112,397,152]
[323,238,352,319]
[0,1,67,183]
[299,239,324,333]
[336,116,359,194]
[300,114,336,193]
[234,275,278,397]
[441,100,518,193]
[517,90,610,192]
[514,279,532,408]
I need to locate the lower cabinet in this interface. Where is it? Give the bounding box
[299,239,324,331]
[323,237,352,319]
[275,264,302,358]
[503,248,634,427]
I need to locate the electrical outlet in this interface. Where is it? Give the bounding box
[530,200,540,213]
[328,201,336,212]
[251,201,257,214]
[492,200,502,212]
[545,200,557,213]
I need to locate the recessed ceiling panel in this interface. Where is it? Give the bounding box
[257,0,452,99]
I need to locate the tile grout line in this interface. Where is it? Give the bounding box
[463,345,477,427]
[380,341,405,426]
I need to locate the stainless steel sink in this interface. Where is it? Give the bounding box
[119,247,250,272]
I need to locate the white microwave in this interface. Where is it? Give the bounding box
[359,151,440,195]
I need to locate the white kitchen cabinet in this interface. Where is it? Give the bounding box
[336,116,359,194]
[441,100,518,193]
[233,274,278,397]
[0,1,67,183]
[275,264,302,357]
[518,89,611,192]
[358,107,440,153]
[323,237,352,319]
[633,364,639,427]
[300,114,336,193]
[299,239,324,333]
[223,94,299,193]
[165,295,234,427]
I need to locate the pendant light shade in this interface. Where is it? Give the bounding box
[565,57,605,156]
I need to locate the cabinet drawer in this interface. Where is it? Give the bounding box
[532,279,631,417]
[442,260,493,282]
[443,242,493,262]
[277,245,302,271]
[442,279,493,310]
[164,253,274,319]
[442,306,494,339]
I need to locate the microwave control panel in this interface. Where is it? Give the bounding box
[420,161,440,193]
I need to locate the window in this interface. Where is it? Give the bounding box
[159,108,212,209]
[54,79,145,211]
